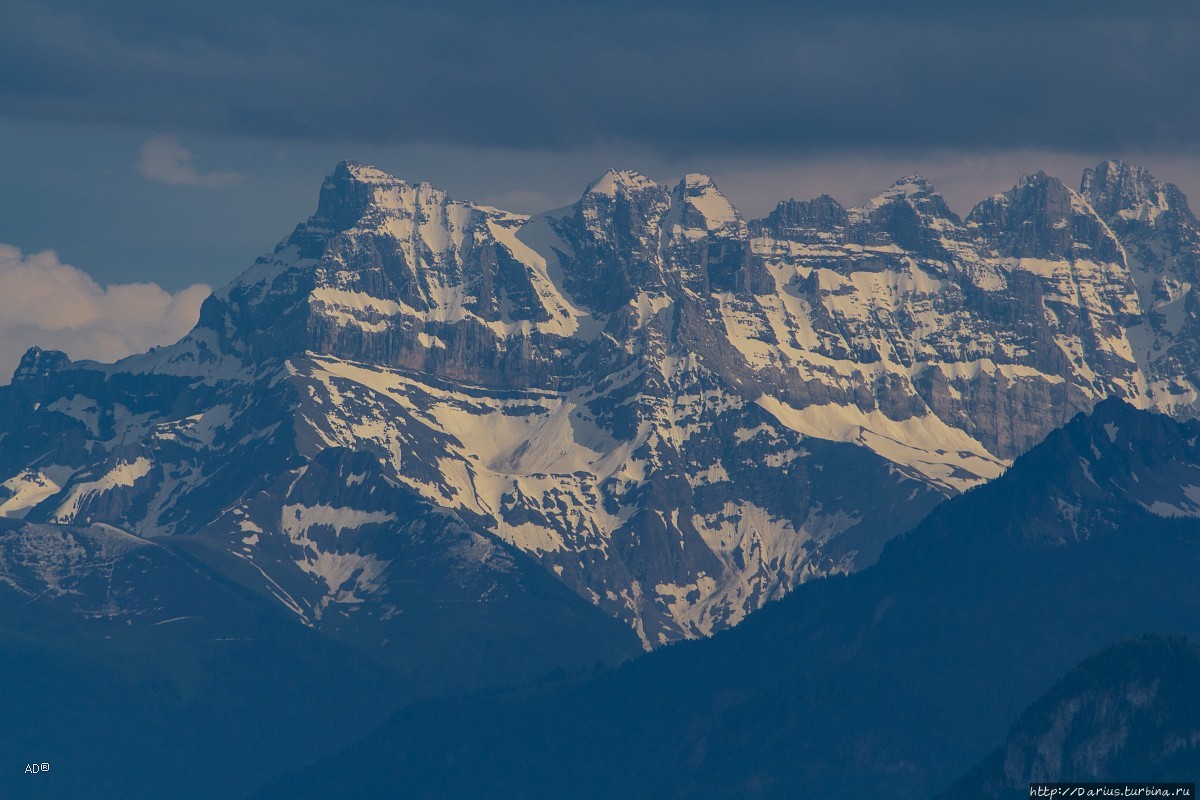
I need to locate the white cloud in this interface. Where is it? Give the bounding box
[0,244,211,384]
[137,134,245,188]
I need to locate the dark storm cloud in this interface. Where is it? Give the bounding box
[1,0,1197,156]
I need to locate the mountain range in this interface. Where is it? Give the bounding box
[3,159,1199,651]
[3,158,1200,795]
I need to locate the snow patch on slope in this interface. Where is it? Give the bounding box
[51,458,153,523]
[281,503,394,617]
[756,395,1006,492]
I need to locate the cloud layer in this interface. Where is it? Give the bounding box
[137,134,244,187]
[0,244,210,383]
[1,1,1196,157]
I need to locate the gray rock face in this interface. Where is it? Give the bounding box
[3,159,1200,648]
[1081,159,1200,408]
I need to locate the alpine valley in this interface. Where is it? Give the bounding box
[3,158,1200,797]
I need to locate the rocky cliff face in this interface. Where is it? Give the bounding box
[2,159,1199,648]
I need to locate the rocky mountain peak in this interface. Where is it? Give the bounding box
[11,346,71,382]
[967,170,1121,261]
[1082,160,1186,224]
[682,172,717,187]
[849,173,961,251]
[883,172,934,194]
[583,168,661,199]
[671,173,745,236]
[319,161,455,229]
[576,168,670,224]
[863,174,951,211]
[316,161,411,226]
[557,169,674,310]
[284,161,464,264]
[971,399,1200,544]
[754,195,848,240]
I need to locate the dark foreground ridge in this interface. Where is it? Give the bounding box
[941,634,1200,799]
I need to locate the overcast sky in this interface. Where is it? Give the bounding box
[0,0,1197,376]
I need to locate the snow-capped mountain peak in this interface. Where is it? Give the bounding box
[1081,159,1186,224]
[583,168,661,198]
[672,173,744,237]
[867,173,935,203]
